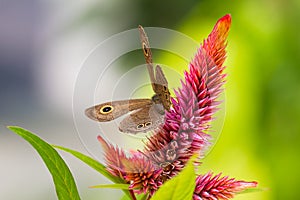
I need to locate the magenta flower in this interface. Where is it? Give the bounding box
[97,14,258,199]
[194,172,257,200]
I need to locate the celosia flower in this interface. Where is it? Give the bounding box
[97,135,162,195]
[97,14,258,199]
[141,13,231,183]
[193,172,258,200]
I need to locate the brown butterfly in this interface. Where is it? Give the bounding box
[85,25,171,134]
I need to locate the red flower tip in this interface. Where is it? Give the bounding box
[215,14,231,38]
[219,14,232,25]
[203,14,232,72]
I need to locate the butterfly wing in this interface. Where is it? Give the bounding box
[155,65,168,87]
[86,26,170,134]
[85,99,153,122]
[138,25,156,90]
[119,105,165,134]
[138,26,171,111]
[153,65,171,111]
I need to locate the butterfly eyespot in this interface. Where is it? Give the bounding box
[145,122,152,127]
[137,124,144,129]
[166,149,176,161]
[167,149,176,157]
[100,105,114,114]
[170,141,178,149]
[160,161,171,169]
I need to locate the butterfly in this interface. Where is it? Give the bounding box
[85,25,171,134]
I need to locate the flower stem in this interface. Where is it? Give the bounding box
[129,190,137,200]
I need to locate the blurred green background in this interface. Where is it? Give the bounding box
[1,0,299,199]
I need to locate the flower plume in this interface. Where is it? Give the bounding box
[97,14,258,199]
[194,172,257,200]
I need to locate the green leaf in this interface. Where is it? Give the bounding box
[121,193,148,200]
[53,145,122,183]
[8,126,81,200]
[90,183,130,189]
[53,145,131,199]
[151,156,196,200]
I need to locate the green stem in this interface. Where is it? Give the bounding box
[129,190,137,200]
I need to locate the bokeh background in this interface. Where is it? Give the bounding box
[1,0,299,199]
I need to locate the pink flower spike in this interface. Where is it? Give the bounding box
[193,172,258,200]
